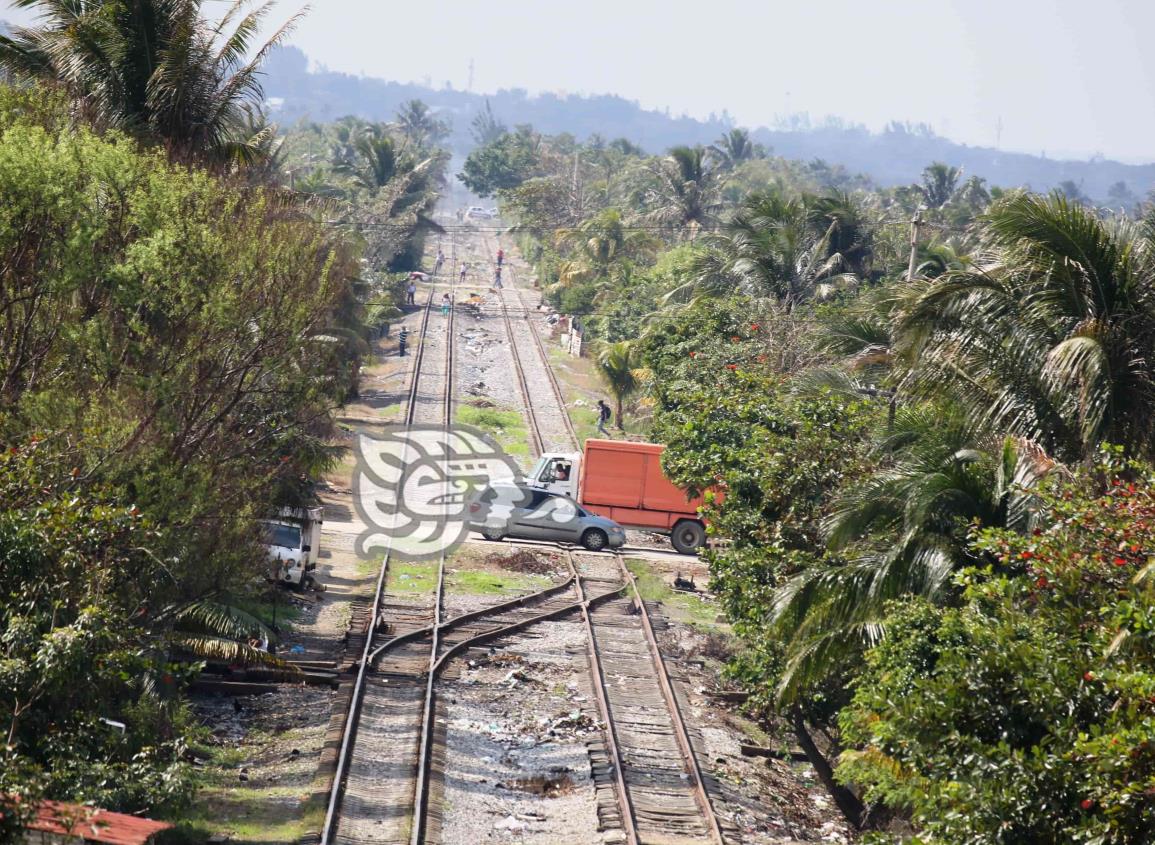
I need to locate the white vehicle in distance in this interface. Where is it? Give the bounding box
[259,506,322,588]
[465,206,497,220]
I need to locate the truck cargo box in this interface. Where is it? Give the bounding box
[578,439,705,530]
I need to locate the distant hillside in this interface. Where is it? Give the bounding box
[98,43,1152,202]
[750,123,1155,202]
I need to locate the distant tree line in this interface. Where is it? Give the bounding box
[258,45,1155,200]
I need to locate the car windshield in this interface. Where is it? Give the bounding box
[263,523,301,549]
[528,456,549,481]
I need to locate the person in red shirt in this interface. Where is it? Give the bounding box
[496,247,504,268]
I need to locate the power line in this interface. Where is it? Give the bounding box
[326,220,971,234]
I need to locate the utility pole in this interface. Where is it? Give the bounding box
[907,210,923,281]
[571,151,582,217]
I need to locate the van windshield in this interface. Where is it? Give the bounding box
[264,523,301,549]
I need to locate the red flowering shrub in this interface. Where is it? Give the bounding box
[840,452,1155,843]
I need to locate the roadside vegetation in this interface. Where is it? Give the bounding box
[470,120,1155,840]
[0,0,445,834]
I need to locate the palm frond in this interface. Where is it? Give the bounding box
[169,634,296,670]
[170,598,271,640]
[775,620,885,705]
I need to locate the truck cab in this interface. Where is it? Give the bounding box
[261,519,310,586]
[527,452,581,498]
[259,505,323,588]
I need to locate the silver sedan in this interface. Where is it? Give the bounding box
[468,482,626,551]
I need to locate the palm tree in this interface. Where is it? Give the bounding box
[913,236,972,278]
[395,98,449,149]
[338,129,401,191]
[669,190,860,310]
[709,128,763,170]
[915,162,962,209]
[807,192,874,278]
[0,0,302,166]
[954,174,991,209]
[642,145,723,235]
[553,209,659,289]
[769,405,1051,700]
[896,192,1155,463]
[594,340,641,431]
[470,98,506,145]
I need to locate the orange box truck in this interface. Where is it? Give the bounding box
[526,439,709,554]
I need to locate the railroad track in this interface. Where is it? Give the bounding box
[486,236,728,843]
[321,227,727,845]
[480,231,580,458]
[322,281,455,845]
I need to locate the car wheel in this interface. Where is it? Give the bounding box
[671,520,706,555]
[482,527,504,542]
[581,528,609,551]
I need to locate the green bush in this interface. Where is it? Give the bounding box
[0,85,356,815]
[558,281,598,315]
[839,455,1155,843]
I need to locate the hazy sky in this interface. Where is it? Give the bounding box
[5,0,1155,162]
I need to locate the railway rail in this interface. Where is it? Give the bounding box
[319,228,727,844]
[482,231,580,458]
[322,280,455,845]
[475,234,726,843]
[489,238,725,845]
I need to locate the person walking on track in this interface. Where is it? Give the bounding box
[434,249,444,276]
[493,265,503,289]
[496,247,504,268]
[441,293,452,316]
[596,399,612,436]
[459,262,468,284]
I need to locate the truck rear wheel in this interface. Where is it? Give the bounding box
[671,520,706,555]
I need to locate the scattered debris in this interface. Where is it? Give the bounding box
[496,773,575,797]
[740,743,809,762]
[482,549,556,575]
[493,814,527,832]
[705,689,750,703]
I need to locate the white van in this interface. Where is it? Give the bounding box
[260,506,322,588]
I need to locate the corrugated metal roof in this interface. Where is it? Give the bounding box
[27,800,172,845]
